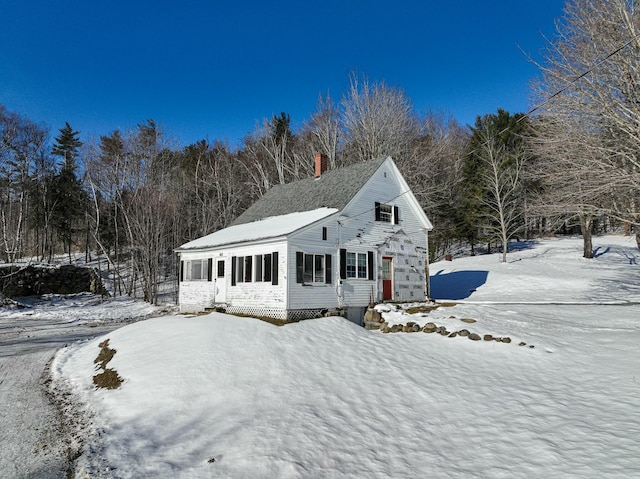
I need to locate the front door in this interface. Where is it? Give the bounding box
[214,259,226,303]
[382,256,393,300]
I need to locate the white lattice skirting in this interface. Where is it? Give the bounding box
[224,306,326,321]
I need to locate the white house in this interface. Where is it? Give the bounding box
[175,154,433,322]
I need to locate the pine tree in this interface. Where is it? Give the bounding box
[456,110,528,253]
[51,122,88,262]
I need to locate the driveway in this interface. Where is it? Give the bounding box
[0,314,118,478]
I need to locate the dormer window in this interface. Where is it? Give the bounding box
[375,202,400,224]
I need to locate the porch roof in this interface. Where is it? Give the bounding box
[176,207,338,251]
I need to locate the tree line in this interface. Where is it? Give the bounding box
[2,0,639,303]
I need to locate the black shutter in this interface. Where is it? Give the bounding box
[375,202,381,221]
[231,256,236,286]
[180,260,184,282]
[296,251,304,283]
[207,258,213,281]
[325,254,332,284]
[368,251,374,280]
[245,256,252,282]
[264,254,272,282]
[255,255,263,282]
[340,249,346,280]
[271,252,278,285]
[394,206,400,225]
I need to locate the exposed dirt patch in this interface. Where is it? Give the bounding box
[93,339,123,389]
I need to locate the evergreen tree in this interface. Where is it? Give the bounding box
[51,122,88,262]
[456,110,528,253]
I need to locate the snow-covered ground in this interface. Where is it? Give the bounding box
[49,235,639,478]
[0,294,169,478]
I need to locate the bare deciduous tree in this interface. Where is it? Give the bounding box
[476,128,526,263]
[302,92,341,169]
[531,0,640,251]
[0,107,49,262]
[341,73,418,163]
[396,112,468,257]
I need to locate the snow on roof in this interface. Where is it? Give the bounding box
[177,207,339,251]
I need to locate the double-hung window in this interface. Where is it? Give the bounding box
[303,254,324,283]
[340,249,374,281]
[253,253,274,282]
[346,252,367,279]
[184,259,207,281]
[375,202,400,224]
[231,252,278,286]
[296,252,332,284]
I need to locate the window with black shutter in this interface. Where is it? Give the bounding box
[271,252,278,285]
[296,252,304,283]
[264,254,272,282]
[231,256,237,286]
[244,256,252,282]
[255,254,263,282]
[375,202,394,223]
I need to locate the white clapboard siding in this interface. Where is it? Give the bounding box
[179,240,288,313]
[178,156,432,316]
[335,158,430,304]
[287,216,340,310]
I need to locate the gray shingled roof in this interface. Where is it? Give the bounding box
[231,157,387,226]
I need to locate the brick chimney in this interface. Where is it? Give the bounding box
[314,153,328,178]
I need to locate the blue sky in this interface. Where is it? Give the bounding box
[1,0,565,148]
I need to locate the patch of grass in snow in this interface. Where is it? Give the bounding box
[93,339,123,390]
[404,304,441,315]
[94,339,116,369]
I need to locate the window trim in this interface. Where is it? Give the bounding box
[231,252,278,286]
[375,202,400,224]
[296,251,332,284]
[340,249,374,281]
[183,259,209,282]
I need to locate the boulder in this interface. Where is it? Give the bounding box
[468,333,481,341]
[364,308,383,323]
[457,329,470,337]
[423,322,437,333]
[483,334,494,341]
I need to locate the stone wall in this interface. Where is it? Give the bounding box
[0,264,108,297]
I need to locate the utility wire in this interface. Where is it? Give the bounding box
[336,29,640,226]
[494,30,640,138]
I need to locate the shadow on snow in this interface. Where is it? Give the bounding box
[430,270,489,300]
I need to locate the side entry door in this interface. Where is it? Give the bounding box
[214,259,226,303]
[382,256,393,301]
